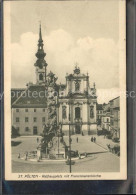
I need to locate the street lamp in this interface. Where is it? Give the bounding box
[69,100,72,173]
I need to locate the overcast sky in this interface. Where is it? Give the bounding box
[10,0,120,103]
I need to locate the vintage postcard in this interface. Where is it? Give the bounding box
[4,0,127,180]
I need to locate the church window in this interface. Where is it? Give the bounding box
[39,73,43,81]
[90,106,94,118]
[62,106,67,119]
[75,107,80,119]
[75,81,80,91]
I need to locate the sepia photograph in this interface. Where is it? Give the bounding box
[4,0,127,180]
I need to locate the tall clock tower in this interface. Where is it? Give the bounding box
[34,24,47,84]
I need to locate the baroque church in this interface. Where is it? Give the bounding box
[11,25,97,136]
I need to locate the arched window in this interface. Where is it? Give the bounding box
[39,73,43,81]
[75,81,80,91]
[90,106,94,118]
[75,107,80,119]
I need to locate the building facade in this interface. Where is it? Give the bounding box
[101,103,110,131]
[58,67,97,135]
[110,97,120,139]
[96,104,103,125]
[11,25,97,136]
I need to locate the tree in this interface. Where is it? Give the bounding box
[11,126,20,138]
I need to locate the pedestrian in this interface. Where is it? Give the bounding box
[91,137,93,142]
[37,137,39,143]
[76,137,78,143]
[25,152,28,161]
[94,137,96,143]
[70,138,72,143]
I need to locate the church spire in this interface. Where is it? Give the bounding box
[35,23,47,65]
[38,22,43,50]
[34,23,48,84]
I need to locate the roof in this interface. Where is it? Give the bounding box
[109,96,120,102]
[12,85,47,108]
[11,88,26,104]
[96,104,103,110]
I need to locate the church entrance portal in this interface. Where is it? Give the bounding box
[75,107,81,134]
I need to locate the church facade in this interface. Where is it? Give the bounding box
[58,67,97,135]
[11,25,97,136]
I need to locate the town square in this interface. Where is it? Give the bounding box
[12,135,120,173]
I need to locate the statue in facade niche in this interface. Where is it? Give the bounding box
[90,106,94,118]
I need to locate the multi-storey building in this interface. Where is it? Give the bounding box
[110,97,120,139]
[101,103,110,131]
[96,104,103,125]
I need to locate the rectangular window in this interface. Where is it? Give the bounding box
[16,109,19,112]
[34,109,36,112]
[33,126,38,135]
[25,117,29,122]
[25,127,29,132]
[25,109,28,112]
[43,109,45,112]
[16,117,19,122]
[33,117,37,122]
[42,117,45,122]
